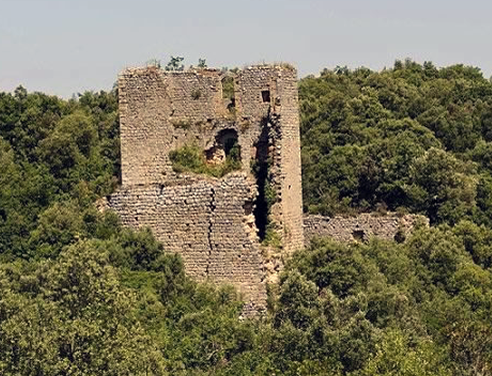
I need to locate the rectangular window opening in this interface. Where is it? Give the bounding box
[261,90,271,103]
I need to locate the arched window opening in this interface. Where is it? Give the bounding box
[206,129,241,168]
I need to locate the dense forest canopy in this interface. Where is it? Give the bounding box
[1,60,492,374]
[300,60,492,226]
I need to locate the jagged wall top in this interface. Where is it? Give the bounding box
[118,64,299,186]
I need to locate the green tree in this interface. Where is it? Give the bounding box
[0,242,166,375]
[165,56,185,71]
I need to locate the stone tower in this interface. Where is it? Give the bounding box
[108,64,304,310]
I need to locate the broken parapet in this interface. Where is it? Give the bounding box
[303,213,429,246]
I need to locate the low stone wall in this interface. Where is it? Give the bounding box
[303,213,428,246]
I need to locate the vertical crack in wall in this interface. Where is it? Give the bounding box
[205,186,216,278]
[253,118,271,241]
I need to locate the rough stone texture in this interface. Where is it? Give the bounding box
[111,64,305,311]
[109,62,428,312]
[108,174,266,311]
[118,65,304,252]
[303,213,429,245]
[235,66,304,253]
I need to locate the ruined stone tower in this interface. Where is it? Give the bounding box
[107,64,304,310]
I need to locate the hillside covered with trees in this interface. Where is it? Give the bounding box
[300,60,492,226]
[1,61,492,374]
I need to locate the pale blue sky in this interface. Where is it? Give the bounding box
[1,0,492,97]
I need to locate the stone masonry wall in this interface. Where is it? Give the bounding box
[111,63,429,312]
[114,64,305,311]
[275,70,304,253]
[303,213,429,246]
[108,173,266,312]
[235,66,304,253]
[119,67,230,186]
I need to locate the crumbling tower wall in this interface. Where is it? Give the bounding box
[109,64,305,310]
[119,68,229,186]
[235,67,304,253]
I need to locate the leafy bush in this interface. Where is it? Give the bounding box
[169,142,241,178]
[299,60,492,225]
